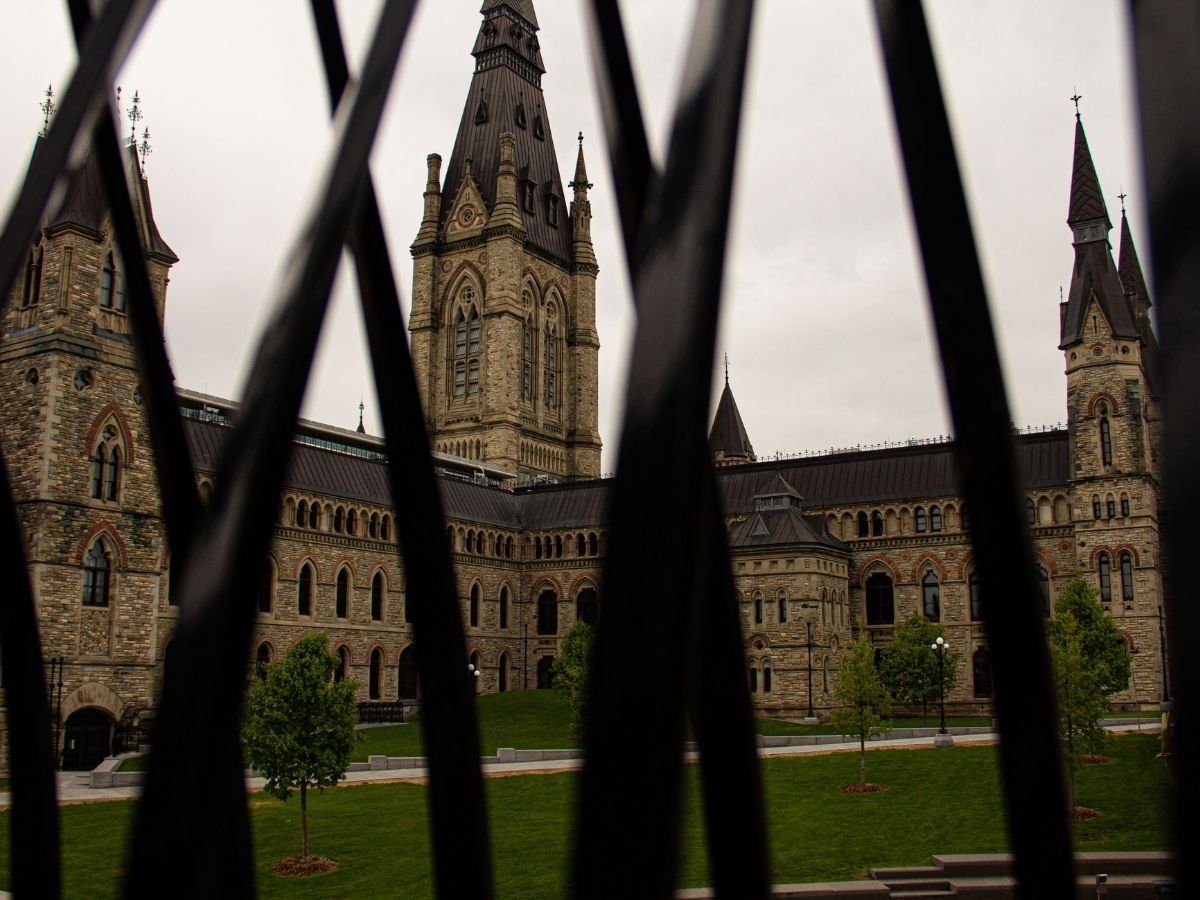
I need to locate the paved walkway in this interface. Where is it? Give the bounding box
[0,721,1157,809]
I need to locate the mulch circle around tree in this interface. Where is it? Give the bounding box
[1079,755,1111,764]
[1072,807,1100,821]
[841,783,885,794]
[271,856,338,877]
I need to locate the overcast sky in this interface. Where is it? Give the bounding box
[0,2,1145,472]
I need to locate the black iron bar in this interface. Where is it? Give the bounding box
[1128,2,1198,893]
[574,1,758,896]
[124,4,416,896]
[872,3,1075,895]
[308,2,492,895]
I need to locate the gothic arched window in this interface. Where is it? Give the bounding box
[451,287,481,398]
[857,511,869,538]
[865,573,894,625]
[1098,552,1112,603]
[1099,405,1113,466]
[469,583,480,628]
[298,563,314,616]
[1120,551,1134,602]
[82,539,111,606]
[371,571,384,621]
[499,585,509,630]
[537,589,557,635]
[336,568,350,619]
[914,507,926,533]
[1039,566,1051,616]
[22,245,42,307]
[754,592,763,625]
[930,505,942,532]
[90,423,123,502]
[871,510,884,537]
[922,571,940,621]
[522,290,536,403]
[99,250,125,312]
[295,500,307,527]
[543,300,562,410]
[969,569,983,621]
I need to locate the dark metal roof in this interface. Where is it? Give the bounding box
[41,138,177,261]
[441,0,573,264]
[184,417,1069,530]
[1067,117,1110,230]
[728,508,847,552]
[709,380,755,460]
[1060,239,1139,347]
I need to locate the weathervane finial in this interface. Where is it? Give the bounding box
[1070,88,1082,119]
[39,85,56,138]
[724,352,730,385]
[138,127,152,174]
[128,89,142,148]
[1118,190,1128,215]
[357,398,366,434]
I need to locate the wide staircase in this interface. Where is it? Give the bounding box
[677,853,1174,898]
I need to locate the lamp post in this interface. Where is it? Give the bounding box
[931,636,953,747]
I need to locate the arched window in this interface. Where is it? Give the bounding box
[922,571,940,621]
[21,245,42,307]
[258,563,273,614]
[346,509,357,535]
[537,589,557,635]
[1038,567,1051,616]
[748,666,758,693]
[1105,495,1116,519]
[778,592,788,624]
[762,664,772,693]
[296,500,307,527]
[498,652,509,692]
[466,529,474,554]
[255,642,271,678]
[499,585,509,629]
[335,568,350,618]
[82,539,111,606]
[371,571,384,621]
[1120,551,1134,602]
[555,535,563,558]
[369,648,382,700]
[535,537,543,560]
[507,536,515,558]
[1098,552,1112,603]
[930,505,942,532]
[90,424,123,502]
[369,512,379,538]
[1092,495,1103,519]
[969,569,982,621]
[469,583,480,628]
[100,251,118,309]
[961,504,970,531]
[1099,412,1113,466]
[398,646,419,700]
[577,588,598,626]
[543,301,562,409]
[754,592,763,625]
[1025,497,1036,526]
[334,646,349,682]
[91,446,105,499]
[334,507,345,533]
[381,515,391,542]
[536,655,554,689]
[973,648,993,698]
[871,511,884,536]
[297,564,313,616]
[865,573,894,625]
[914,506,927,533]
[577,534,586,557]
[1120,494,1131,517]
[309,503,320,530]
[452,291,481,397]
[521,289,536,403]
[588,533,598,556]
[477,531,486,554]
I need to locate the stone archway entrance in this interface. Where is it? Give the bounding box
[62,708,113,771]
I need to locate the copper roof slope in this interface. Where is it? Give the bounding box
[1067,117,1110,230]
[41,138,177,261]
[709,380,756,461]
[440,0,573,264]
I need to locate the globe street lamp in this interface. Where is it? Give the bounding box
[931,636,953,747]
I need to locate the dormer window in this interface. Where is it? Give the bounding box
[100,250,125,312]
[515,101,527,129]
[533,115,545,141]
[523,181,536,213]
[547,194,559,227]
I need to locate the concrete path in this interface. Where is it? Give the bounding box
[0,721,1159,809]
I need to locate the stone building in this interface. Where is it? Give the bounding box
[0,0,1168,768]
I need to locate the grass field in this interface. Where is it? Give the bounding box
[2,732,1172,897]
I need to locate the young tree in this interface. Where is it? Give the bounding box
[552,620,594,735]
[830,632,892,785]
[243,633,358,862]
[879,613,959,724]
[1049,575,1131,801]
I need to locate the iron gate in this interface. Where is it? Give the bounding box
[0,1,1192,897]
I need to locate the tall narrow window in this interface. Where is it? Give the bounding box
[22,246,42,307]
[930,505,942,532]
[369,649,382,700]
[369,512,379,538]
[1092,497,1102,519]
[1120,551,1134,602]
[334,507,345,533]
[1099,413,1112,466]
[346,509,357,535]
[969,570,982,621]
[498,653,508,692]
[296,500,307,527]
[577,534,586,557]
[499,585,509,630]
[1098,552,1112,603]
[763,665,772,693]
[91,446,105,499]
[1106,497,1116,519]
[754,593,763,625]
[1121,495,1130,517]
[336,568,350,618]
[381,515,391,541]
[1025,497,1037,526]
[82,539,111,606]
[105,446,120,500]
[469,584,480,628]
[537,589,557,635]
[778,592,788,624]
[100,252,115,307]
[857,511,869,538]
[371,571,383,621]
[91,424,122,502]
[256,643,271,678]
[922,571,940,621]
[298,564,313,616]
[865,573,894,625]
[1039,567,1051,616]
[914,507,927,533]
[309,503,320,529]
[522,314,535,402]
[871,511,884,537]
[452,291,481,398]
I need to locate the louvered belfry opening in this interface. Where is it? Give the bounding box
[0,1,1191,898]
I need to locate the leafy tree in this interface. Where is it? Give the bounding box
[551,620,593,735]
[830,632,892,785]
[1049,575,1131,800]
[243,633,358,861]
[879,613,959,724]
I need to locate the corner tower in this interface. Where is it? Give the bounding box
[409,0,601,480]
[1059,112,1165,701]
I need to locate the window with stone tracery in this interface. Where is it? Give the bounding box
[451,285,481,398]
[543,300,561,410]
[90,423,124,502]
[99,249,125,312]
[82,539,112,606]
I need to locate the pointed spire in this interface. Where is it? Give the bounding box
[570,131,591,191]
[1118,200,1152,313]
[709,377,756,465]
[127,89,142,149]
[1067,111,1111,239]
[357,399,366,434]
[39,84,56,138]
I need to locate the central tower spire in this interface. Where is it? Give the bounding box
[407,1,601,481]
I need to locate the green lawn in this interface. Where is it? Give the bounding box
[0,733,1171,897]
[754,716,992,737]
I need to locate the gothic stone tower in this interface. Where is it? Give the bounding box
[1,140,176,760]
[1060,113,1167,701]
[409,0,602,480]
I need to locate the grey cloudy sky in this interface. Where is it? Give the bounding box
[0,2,1145,471]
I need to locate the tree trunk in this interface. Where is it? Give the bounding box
[859,732,866,784]
[300,781,308,861]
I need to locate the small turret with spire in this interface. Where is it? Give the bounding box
[570,132,595,264]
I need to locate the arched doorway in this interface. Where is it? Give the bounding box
[62,708,112,771]
[397,645,420,701]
